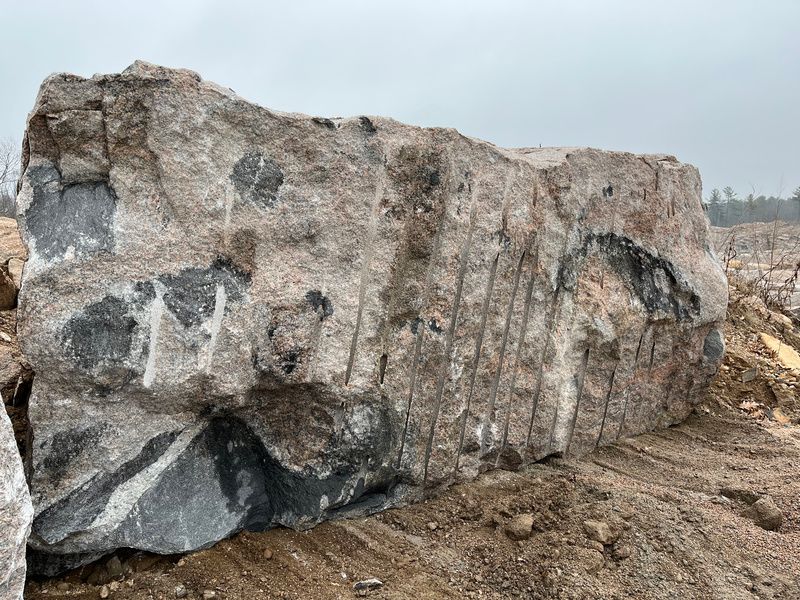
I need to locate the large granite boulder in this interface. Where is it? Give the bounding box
[1,406,32,598]
[17,62,727,573]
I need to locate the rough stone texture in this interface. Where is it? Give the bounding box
[1,405,33,599]
[504,514,534,541]
[744,496,783,531]
[16,62,727,573]
[582,519,619,545]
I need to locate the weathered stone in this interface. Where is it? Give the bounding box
[16,62,727,573]
[0,269,17,310]
[744,496,783,531]
[504,514,534,541]
[611,543,632,560]
[741,367,758,383]
[582,520,619,545]
[7,259,24,290]
[1,406,33,599]
[719,486,761,505]
[353,578,383,592]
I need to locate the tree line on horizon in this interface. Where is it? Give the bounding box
[704,186,800,227]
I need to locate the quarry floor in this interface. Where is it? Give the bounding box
[22,287,800,600]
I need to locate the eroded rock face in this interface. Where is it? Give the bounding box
[1,406,32,598]
[17,62,727,573]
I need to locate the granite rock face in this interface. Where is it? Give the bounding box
[17,62,727,573]
[1,406,33,598]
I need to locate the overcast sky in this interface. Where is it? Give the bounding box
[1,0,797,197]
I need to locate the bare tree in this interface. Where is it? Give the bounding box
[0,138,19,217]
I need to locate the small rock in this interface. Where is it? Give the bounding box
[0,331,11,343]
[741,367,758,383]
[612,544,632,560]
[745,496,783,531]
[720,486,761,505]
[106,555,124,579]
[353,578,383,592]
[7,258,24,289]
[0,270,17,310]
[202,591,216,600]
[175,584,187,598]
[426,521,438,531]
[573,546,604,574]
[504,514,534,541]
[263,548,273,560]
[582,520,619,545]
[587,540,605,553]
[56,582,70,591]
[769,407,791,425]
[99,585,110,599]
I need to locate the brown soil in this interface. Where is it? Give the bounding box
[21,285,800,600]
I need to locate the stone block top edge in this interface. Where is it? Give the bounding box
[27,62,697,173]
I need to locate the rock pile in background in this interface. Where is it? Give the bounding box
[15,62,727,573]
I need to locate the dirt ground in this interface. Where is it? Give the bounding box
[20,284,800,600]
[711,221,800,312]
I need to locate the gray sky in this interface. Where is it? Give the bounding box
[1,0,798,197]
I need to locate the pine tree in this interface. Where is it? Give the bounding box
[745,193,756,219]
[722,186,737,202]
[708,189,722,225]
